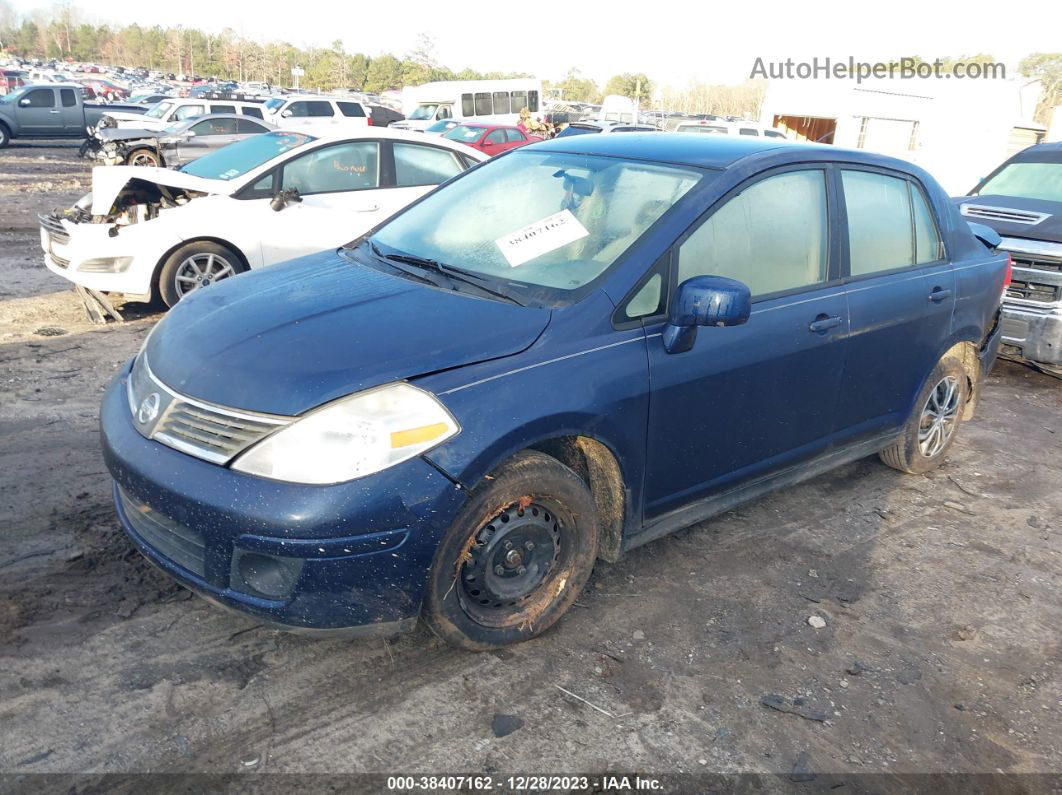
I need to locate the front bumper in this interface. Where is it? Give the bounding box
[100,364,468,632]
[40,220,173,296]
[1000,305,1062,367]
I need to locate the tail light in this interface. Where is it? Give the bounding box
[366,116,373,126]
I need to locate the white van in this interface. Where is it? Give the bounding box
[262,95,370,133]
[674,119,789,139]
[102,98,266,131]
[393,79,542,132]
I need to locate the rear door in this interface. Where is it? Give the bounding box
[642,166,848,520]
[59,87,82,132]
[832,167,954,443]
[176,117,240,164]
[17,88,61,134]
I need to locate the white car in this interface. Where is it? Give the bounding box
[40,128,486,307]
[100,98,267,131]
[261,95,370,134]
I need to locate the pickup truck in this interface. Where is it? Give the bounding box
[955,141,1062,378]
[0,83,145,148]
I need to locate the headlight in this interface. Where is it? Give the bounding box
[78,256,134,273]
[230,383,460,484]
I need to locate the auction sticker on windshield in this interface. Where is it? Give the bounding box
[495,210,589,267]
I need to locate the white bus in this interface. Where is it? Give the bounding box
[393,78,543,132]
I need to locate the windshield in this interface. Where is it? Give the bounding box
[426,120,454,133]
[264,98,285,114]
[976,162,1062,204]
[370,151,702,297]
[181,131,316,180]
[144,100,174,119]
[409,104,439,121]
[0,89,22,104]
[443,124,485,143]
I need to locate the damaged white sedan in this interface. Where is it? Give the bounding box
[40,128,486,306]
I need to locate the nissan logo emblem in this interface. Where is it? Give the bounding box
[138,392,161,425]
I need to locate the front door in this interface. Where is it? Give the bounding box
[17,88,62,134]
[643,167,848,520]
[259,140,386,265]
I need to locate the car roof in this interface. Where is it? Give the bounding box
[528,132,911,172]
[276,126,490,159]
[178,113,271,123]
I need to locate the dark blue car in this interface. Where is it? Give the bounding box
[101,134,1007,649]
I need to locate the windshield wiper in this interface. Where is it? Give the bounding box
[370,244,524,306]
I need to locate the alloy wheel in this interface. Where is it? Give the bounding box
[174,252,236,297]
[130,151,158,167]
[918,375,961,457]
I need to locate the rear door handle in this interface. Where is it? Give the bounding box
[929,287,952,303]
[354,204,380,213]
[809,314,842,333]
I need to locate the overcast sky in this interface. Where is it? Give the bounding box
[10,0,1062,88]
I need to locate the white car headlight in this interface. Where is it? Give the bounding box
[230,382,460,485]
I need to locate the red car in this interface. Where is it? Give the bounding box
[442,122,541,156]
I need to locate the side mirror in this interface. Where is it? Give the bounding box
[967,221,1001,250]
[19,97,30,106]
[270,186,302,211]
[281,109,293,118]
[663,275,751,354]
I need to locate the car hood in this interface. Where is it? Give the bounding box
[103,110,159,124]
[954,195,1062,243]
[96,126,156,143]
[90,165,231,215]
[145,249,552,416]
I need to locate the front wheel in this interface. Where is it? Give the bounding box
[423,450,599,650]
[880,357,969,474]
[156,241,245,308]
[0,123,10,149]
[126,147,161,167]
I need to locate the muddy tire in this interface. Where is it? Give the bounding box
[880,357,969,474]
[126,147,161,167]
[423,450,599,651]
[0,123,10,149]
[157,241,245,308]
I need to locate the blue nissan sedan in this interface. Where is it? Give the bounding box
[101,134,1007,649]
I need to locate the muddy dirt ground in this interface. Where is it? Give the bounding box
[1,141,1060,790]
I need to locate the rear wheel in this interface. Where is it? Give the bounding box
[880,357,969,474]
[157,241,245,308]
[126,147,161,167]
[423,450,599,650]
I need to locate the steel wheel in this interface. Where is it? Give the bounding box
[918,375,960,458]
[458,501,566,628]
[173,252,237,297]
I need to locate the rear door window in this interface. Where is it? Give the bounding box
[241,106,264,119]
[60,88,77,107]
[211,104,236,114]
[842,169,918,275]
[393,143,464,187]
[337,102,365,117]
[504,129,525,143]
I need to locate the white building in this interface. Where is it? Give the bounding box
[760,76,1046,194]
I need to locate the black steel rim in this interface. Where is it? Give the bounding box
[457,501,566,628]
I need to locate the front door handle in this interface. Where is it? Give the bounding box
[354,204,380,213]
[49,110,61,114]
[809,314,842,333]
[928,287,952,303]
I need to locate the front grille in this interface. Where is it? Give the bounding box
[1006,279,1059,304]
[155,402,288,464]
[960,204,1049,226]
[128,354,291,465]
[118,487,206,577]
[48,252,70,269]
[38,213,71,245]
[1012,254,1062,274]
